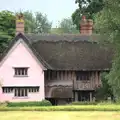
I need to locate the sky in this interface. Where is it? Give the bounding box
[0,0,78,27]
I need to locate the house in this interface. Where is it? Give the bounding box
[0,14,112,104]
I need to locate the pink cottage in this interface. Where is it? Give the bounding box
[0,14,112,105]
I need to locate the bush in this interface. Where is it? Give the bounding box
[7,100,52,107]
[70,101,97,105]
[0,102,7,107]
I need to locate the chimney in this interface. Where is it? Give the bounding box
[80,16,93,35]
[16,13,24,35]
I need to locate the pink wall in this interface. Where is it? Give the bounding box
[0,39,45,102]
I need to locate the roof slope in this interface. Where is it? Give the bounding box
[25,33,113,71]
[0,33,52,69]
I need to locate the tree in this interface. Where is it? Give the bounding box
[0,10,52,53]
[35,12,52,33]
[23,11,52,33]
[95,0,120,101]
[51,18,79,34]
[72,0,104,30]
[95,72,113,101]
[23,11,36,33]
[0,10,15,53]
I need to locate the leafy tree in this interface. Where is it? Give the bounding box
[0,10,52,53]
[72,0,104,30]
[35,12,52,33]
[23,11,52,33]
[51,18,79,34]
[95,0,120,101]
[95,72,113,101]
[0,10,15,53]
[23,11,36,33]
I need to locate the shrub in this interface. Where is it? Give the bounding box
[70,101,97,105]
[7,100,52,107]
[0,102,7,107]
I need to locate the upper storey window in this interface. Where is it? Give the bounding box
[14,67,28,77]
[76,71,90,81]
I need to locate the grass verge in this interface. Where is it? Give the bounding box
[0,105,120,111]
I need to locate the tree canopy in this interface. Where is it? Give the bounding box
[0,10,15,53]
[23,11,52,33]
[72,0,104,30]
[95,0,120,101]
[51,18,79,34]
[0,10,52,53]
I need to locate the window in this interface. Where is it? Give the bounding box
[14,88,28,97]
[28,87,39,93]
[14,67,28,76]
[76,72,90,81]
[2,87,39,97]
[2,87,13,93]
[45,71,57,80]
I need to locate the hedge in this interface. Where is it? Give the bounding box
[0,105,120,111]
[70,101,97,105]
[70,101,114,105]
[7,100,52,107]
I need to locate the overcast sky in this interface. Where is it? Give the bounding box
[0,0,78,27]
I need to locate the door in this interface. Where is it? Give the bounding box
[78,91,90,101]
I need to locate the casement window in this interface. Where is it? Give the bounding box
[2,87,13,93]
[76,72,90,81]
[14,67,28,76]
[2,87,39,97]
[14,88,28,97]
[45,71,57,80]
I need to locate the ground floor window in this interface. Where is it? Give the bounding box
[14,88,28,97]
[2,87,40,97]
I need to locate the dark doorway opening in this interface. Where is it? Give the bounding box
[77,91,94,101]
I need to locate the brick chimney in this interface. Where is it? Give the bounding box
[80,16,93,35]
[16,13,24,35]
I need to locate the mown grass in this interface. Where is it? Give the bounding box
[0,105,120,111]
[0,111,120,120]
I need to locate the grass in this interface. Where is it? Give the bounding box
[0,105,120,111]
[0,111,120,120]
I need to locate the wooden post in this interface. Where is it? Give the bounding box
[75,92,78,101]
[90,92,92,102]
[57,71,59,80]
[61,71,63,80]
[95,71,99,87]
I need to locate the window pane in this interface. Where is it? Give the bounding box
[76,72,90,81]
[21,88,24,96]
[14,68,28,76]
[25,89,27,96]
[15,89,17,96]
[18,88,20,96]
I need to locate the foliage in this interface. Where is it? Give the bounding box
[95,0,120,101]
[95,72,113,101]
[0,10,52,53]
[23,11,36,33]
[70,101,97,105]
[58,18,79,34]
[7,100,52,107]
[22,11,52,33]
[72,0,104,30]
[0,10,15,53]
[51,18,79,34]
[35,12,52,33]
[1,105,120,111]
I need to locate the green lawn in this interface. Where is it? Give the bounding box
[0,111,120,120]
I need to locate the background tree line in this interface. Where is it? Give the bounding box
[0,10,78,54]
